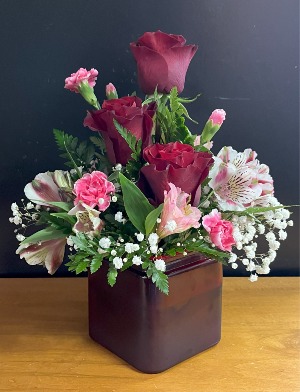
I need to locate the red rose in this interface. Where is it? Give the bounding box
[130,30,198,95]
[84,96,156,165]
[140,142,213,206]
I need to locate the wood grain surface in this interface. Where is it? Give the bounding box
[0,277,299,392]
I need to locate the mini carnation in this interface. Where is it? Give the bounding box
[99,237,111,249]
[112,257,123,269]
[132,255,142,265]
[154,258,166,272]
[136,233,144,242]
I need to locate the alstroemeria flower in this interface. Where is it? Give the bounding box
[157,183,202,239]
[209,147,274,211]
[202,209,235,252]
[24,171,73,207]
[16,238,67,274]
[69,202,104,236]
[73,171,115,211]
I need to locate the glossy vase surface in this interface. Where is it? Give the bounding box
[88,253,223,373]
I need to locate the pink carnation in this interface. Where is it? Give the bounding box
[64,68,98,93]
[73,171,115,211]
[157,183,202,239]
[202,209,235,252]
[209,109,226,126]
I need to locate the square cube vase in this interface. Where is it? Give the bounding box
[88,253,222,373]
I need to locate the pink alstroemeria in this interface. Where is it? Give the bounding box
[24,171,65,207]
[69,202,104,236]
[64,68,98,93]
[209,146,274,211]
[16,238,67,275]
[202,209,235,252]
[157,183,202,239]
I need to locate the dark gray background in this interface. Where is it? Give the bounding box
[0,0,299,277]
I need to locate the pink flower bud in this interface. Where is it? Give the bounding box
[106,83,118,99]
[64,68,98,93]
[209,109,226,126]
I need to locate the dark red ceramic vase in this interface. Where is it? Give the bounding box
[88,253,222,373]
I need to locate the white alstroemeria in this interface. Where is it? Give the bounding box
[69,202,103,236]
[209,147,274,211]
[16,238,67,275]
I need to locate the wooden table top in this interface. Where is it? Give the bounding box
[0,277,299,392]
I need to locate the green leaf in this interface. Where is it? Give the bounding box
[20,228,67,246]
[152,271,169,294]
[186,242,229,264]
[107,264,118,286]
[113,119,141,159]
[145,204,163,236]
[241,205,289,215]
[50,212,76,225]
[119,173,154,233]
[89,135,106,152]
[90,256,104,273]
[31,200,72,212]
[75,259,89,274]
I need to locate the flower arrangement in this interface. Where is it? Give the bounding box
[11,31,293,294]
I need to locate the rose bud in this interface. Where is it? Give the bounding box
[130,30,198,94]
[106,83,118,100]
[84,96,156,165]
[139,142,213,206]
